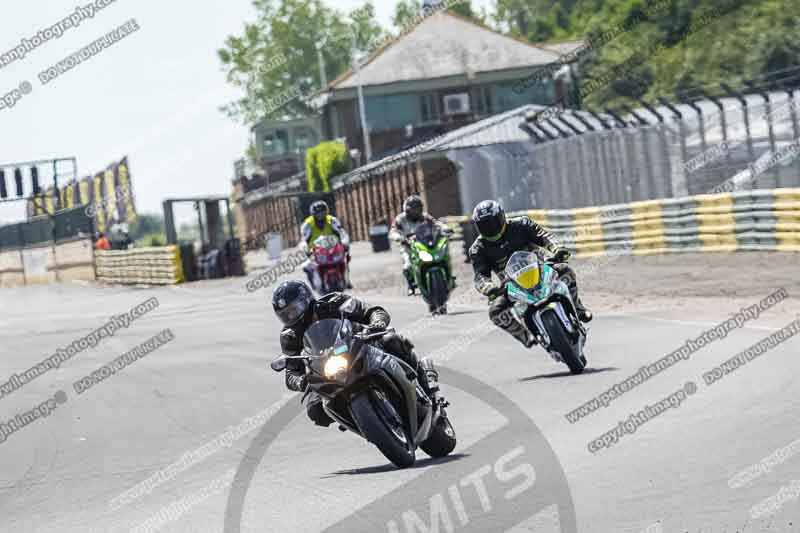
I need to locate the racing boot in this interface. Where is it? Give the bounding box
[403,268,416,296]
[418,357,449,412]
[575,298,593,323]
[303,263,318,291]
[501,312,538,348]
[345,254,353,289]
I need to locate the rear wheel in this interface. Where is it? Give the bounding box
[540,309,585,374]
[420,416,456,458]
[326,271,344,293]
[350,389,415,468]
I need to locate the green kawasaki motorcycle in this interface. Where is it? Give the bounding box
[408,221,455,315]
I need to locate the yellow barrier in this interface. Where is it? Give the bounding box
[95,246,184,285]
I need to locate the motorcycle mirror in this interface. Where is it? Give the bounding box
[270,357,288,372]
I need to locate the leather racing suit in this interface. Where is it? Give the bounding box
[468,216,588,346]
[279,292,434,426]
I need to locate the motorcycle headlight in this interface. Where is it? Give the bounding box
[418,250,434,262]
[324,355,349,378]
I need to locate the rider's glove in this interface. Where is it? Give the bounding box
[552,247,571,263]
[366,321,387,334]
[486,284,506,300]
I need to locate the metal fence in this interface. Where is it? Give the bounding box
[0,206,94,251]
[457,89,800,212]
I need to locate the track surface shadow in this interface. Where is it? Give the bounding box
[518,366,619,381]
[321,453,470,477]
[437,310,483,316]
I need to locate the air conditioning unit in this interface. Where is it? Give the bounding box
[443,93,471,115]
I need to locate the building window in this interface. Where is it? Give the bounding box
[420,93,440,123]
[471,86,493,116]
[293,127,317,154]
[263,129,289,158]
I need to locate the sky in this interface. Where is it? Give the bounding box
[0,0,494,225]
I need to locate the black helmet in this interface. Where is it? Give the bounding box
[472,200,507,241]
[310,200,329,225]
[403,195,423,221]
[272,280,314,326]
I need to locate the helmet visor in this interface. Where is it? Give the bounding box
[476,217,505,240]
[406,205,422,220]
[277,295,311,326]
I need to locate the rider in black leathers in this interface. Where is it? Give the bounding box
[273,280,441,426]
[468,200,592,348]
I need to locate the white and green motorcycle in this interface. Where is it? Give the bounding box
[503,250,588,374]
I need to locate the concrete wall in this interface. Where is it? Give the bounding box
[0,237,95,288]
[0,249,25,288]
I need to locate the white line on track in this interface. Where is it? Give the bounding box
[603,312,788,332]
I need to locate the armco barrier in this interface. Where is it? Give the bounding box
[95,246,184,285]
[444,188,800,258]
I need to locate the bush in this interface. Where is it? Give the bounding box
[305,141,349,192]
[138,233,167,247]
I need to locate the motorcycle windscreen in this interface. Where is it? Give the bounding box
[313,235,340,250]
[414,222,440,248]
[504,251,540,290]
[303,318,353,354]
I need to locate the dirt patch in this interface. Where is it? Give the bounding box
[402,251,800,327]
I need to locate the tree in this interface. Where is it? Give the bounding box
[491,0,799,108]
[218,0,383,125]
[392,0,420,29]
[393,0,483,30]
[305,141,349,192]
[129,213,164,242]
[448,0,482,23]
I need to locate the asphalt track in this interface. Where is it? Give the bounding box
[0,244,798,533]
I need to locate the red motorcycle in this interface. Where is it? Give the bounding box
[311,235,348,294]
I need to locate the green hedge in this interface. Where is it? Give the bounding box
[305,141,349,192]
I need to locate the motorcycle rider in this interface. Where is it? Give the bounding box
[390,195,455,296]
[300,200,352,290]
[272,280,444,427]
[469,200,592,348]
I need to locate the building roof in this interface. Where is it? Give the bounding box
[330,104,624,186]
[537,40,587,57]
[329,11,583,90]
[331,105,545,186]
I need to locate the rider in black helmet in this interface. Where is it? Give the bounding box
[272,280,443,427]
[390,195,454,296]
[469,200,592,348]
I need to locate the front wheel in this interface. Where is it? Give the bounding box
[350,389,415,468]
[540,309,585,374]
[427,269,449,312]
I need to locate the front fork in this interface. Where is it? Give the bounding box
[511,289,587,361]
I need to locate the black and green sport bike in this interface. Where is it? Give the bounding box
[408,220,455,315]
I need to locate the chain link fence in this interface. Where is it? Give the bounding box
[455,90,800,212]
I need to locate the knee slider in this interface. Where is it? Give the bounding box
[307,402,332,426]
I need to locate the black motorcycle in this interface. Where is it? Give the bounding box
[271,319,456,468]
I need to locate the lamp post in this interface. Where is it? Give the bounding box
[352,33,372,164]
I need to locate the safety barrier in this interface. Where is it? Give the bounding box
[95,246,184,285]
[444,188,800,257]
[0,237,95,288]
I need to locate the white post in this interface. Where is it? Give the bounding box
[352,35,373,163]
